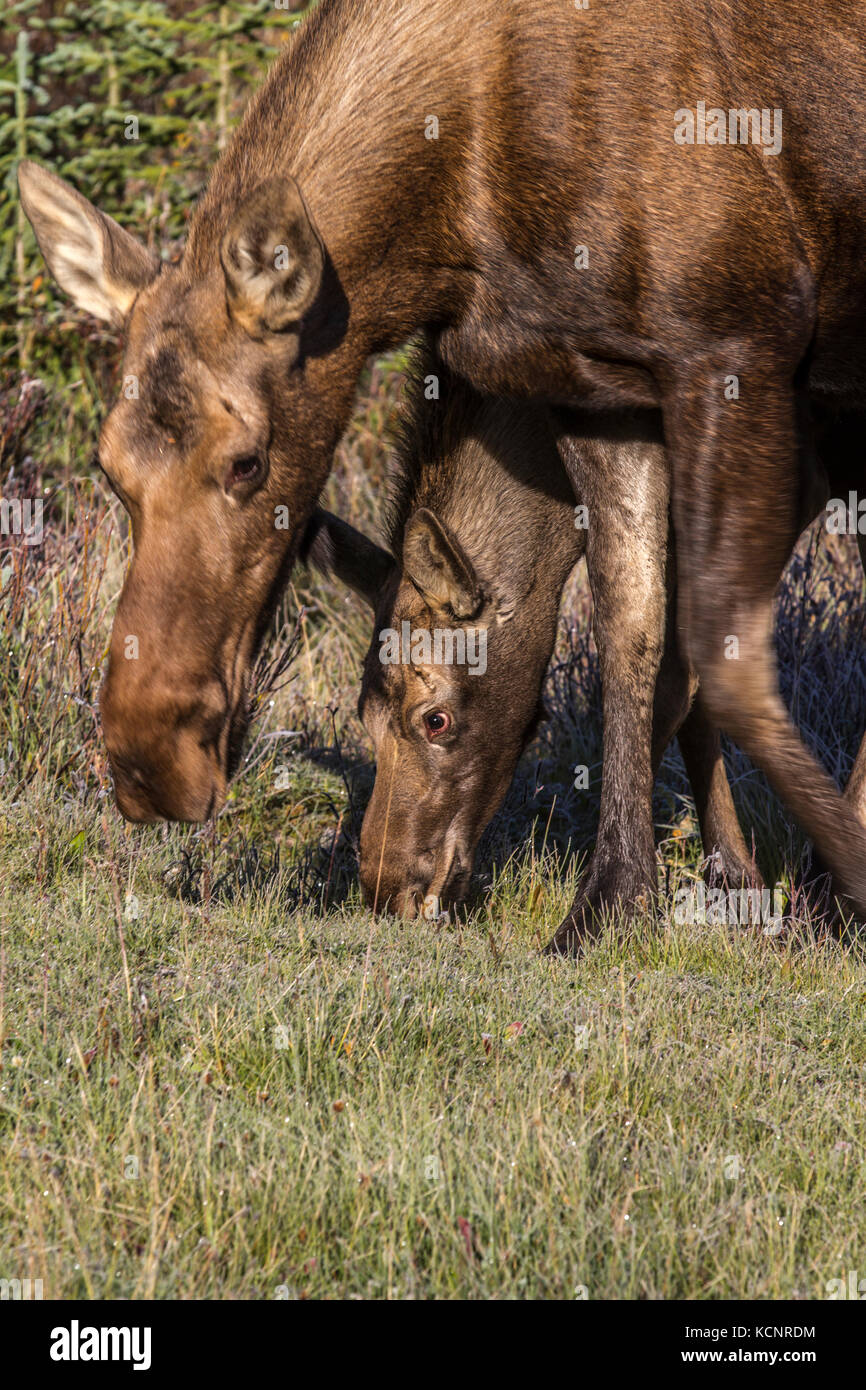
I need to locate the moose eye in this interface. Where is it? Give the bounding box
[423,711,452,740]
[226,453,266,492]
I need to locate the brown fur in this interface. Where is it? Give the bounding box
[18,0,866,926]
[304,350,759,935]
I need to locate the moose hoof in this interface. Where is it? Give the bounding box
[790,853,862,935]
[789,843,834,924]
[701,847,765,899]
[543,910,600,959]
[542,865,657,959]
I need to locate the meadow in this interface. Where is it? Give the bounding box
[2,0,865,1301]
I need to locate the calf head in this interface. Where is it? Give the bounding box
[303,507,549,918]
[19,161,346,821]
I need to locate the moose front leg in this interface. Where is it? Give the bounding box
[666,366,866,917]
[544,500,761,955]
[548,421,670,953]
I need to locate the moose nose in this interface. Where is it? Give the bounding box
[358,809,473,917]
[101,670,229,823]
[110,757,164,823]
[358,856,421,917]
[359,857,469,920]
[106,739,223,823]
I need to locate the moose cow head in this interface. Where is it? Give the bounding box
[19,160,359,821]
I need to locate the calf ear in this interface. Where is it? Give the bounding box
[18,161,158,326]
[300,509,395,610]
[221,177,324,337]
[402,509,482,619]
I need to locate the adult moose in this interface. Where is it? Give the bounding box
[18,0,866,939]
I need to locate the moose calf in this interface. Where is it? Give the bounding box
[303,351,759,949]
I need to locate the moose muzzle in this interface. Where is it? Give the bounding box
[100,651,242,823]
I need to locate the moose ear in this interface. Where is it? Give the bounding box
[300,509,395,610]
[220,176,323,337]
[402,509,482,619]
[18,160,158,326]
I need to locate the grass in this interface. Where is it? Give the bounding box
[2,347,866,1299]
[2,849,866,1300]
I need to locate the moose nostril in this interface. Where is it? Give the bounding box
[110,747,152,791]
[114,754,152,791]
[361,869,423,918]
[112,769,160,823]
[400,886,428,920]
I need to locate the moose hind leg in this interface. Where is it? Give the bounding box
[676,697,762,889]
[649,588,761,890]
[667,366,866,917]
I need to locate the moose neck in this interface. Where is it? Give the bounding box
[187,0,484,341]
[443,429,579,622]
[392,382,582,620]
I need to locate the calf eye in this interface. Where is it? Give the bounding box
[423,711,452,740]
[226,453,266,492]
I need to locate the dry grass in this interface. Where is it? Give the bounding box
[2,359,866,1299]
